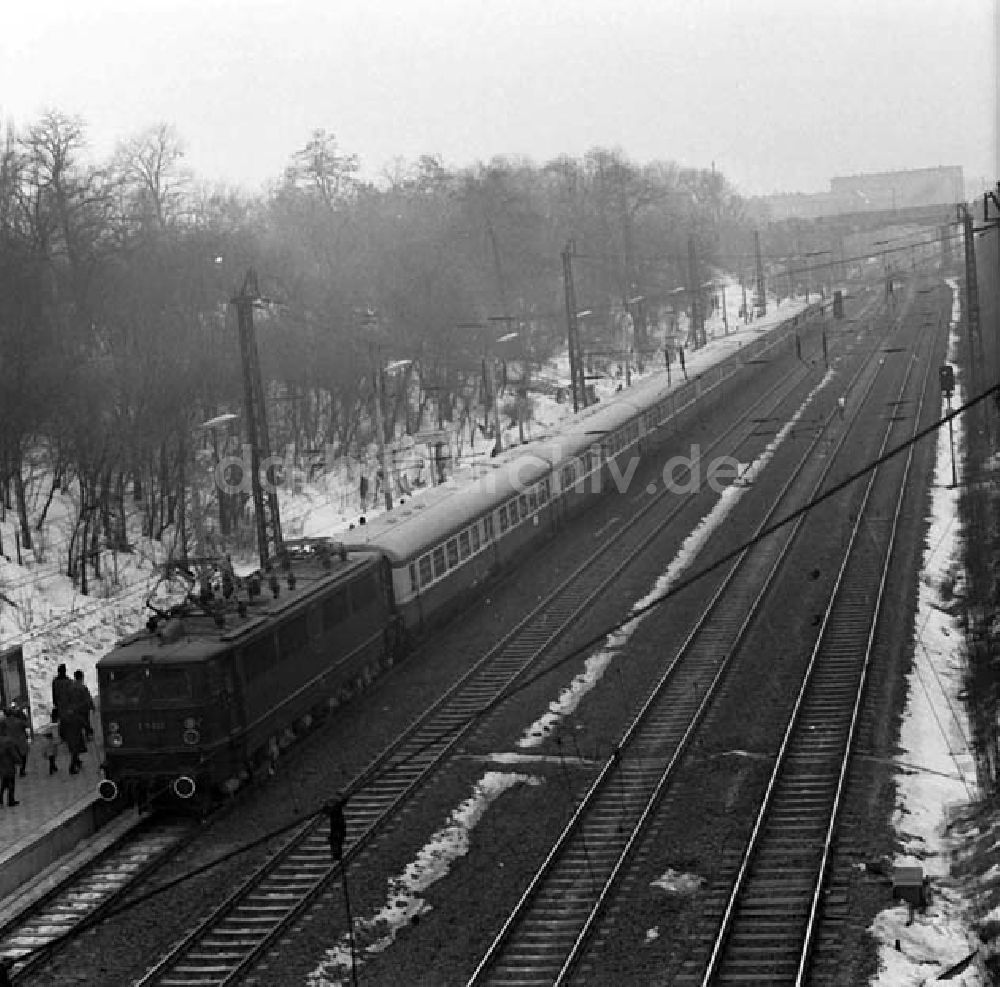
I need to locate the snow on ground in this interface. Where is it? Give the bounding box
[1,287,808,734]
[306,771,541,987]
[867,278,986,985]
[516,368,835,748]
[0,477,176,729]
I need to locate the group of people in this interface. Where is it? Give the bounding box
[0,663,95,810]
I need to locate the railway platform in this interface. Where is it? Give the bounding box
[0,721,124,904]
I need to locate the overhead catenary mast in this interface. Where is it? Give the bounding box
[231,269,284,573]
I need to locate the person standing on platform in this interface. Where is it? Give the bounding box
[5,703,29,777]
[52,663,72,740]
[0,721,19,806]
[36,711,61,774]
[72,670,95,740]
[63,672,92,773]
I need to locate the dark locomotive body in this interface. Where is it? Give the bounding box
[97,547,397,807]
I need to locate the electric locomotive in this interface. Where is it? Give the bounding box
[96,540,398,808]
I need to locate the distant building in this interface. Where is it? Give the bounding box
[760,166,964,220]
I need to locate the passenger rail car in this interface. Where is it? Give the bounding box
[96,546,398,807]
[345,303,826,632]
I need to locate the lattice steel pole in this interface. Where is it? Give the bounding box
[232,269,283,572]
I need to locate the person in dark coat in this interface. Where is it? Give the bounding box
[52,664,73,739]
[72,670,95,740]
[4,703,29,777]
[0,721,19,806]
[64,673,92,774]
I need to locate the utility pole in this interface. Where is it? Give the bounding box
[368,338,394,511]
[232,269,283,573]
[621,306,633,386]
[687,233,705,348]
[754,230,767,316]
[959,202,989,445]
[561,240,586,410]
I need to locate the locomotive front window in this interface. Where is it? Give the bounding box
[105,668,146,707]
[148,667,194,703]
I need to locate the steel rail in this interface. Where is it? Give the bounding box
[699,284,940,985]
[465,297,893,986]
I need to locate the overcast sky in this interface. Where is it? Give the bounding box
[2,0,996,196]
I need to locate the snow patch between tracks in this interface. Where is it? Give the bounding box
[306,771,540,986]
[516,369,836,748]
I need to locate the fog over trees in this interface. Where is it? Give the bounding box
[0,112,764,589]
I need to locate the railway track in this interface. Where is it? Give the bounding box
[0,815,198,983]
[464,292,908,985]
[130,320,847,986]
[695,293,938,984]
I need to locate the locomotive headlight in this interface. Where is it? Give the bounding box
[110,734,124,747]
[183,717,197,729]
[108,721,120,734]
[183,729,200,745]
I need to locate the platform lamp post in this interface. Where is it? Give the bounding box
[491,326,521,449]
[574,310,592,406]
[457,321,520,455]
[361,310,395,512]
[701,280,727,335]
[384,359,412,499]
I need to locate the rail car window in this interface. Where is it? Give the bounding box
[278,616,309,657]
[539,479,550,504]
[498,507,509,534]
[243,636,276,681]
[432,546,446,577]
[104,668,146,707]
[323,591,349,629]
[459,530,471,559]
[562,464,576,487]
[483,515,494,541]
[351,570,380,611]
[446,538,459,567]
[471,525,481,552]
[419,555,432,587]
[409,563,418,593]
[528,489,537,512]
[518,494,528,517]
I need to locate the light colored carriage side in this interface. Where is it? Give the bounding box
[344,306,821,633]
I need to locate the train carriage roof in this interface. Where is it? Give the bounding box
[344,371,678,565]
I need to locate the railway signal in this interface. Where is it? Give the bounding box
[940,364,958,488]
[939,364,954,397]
